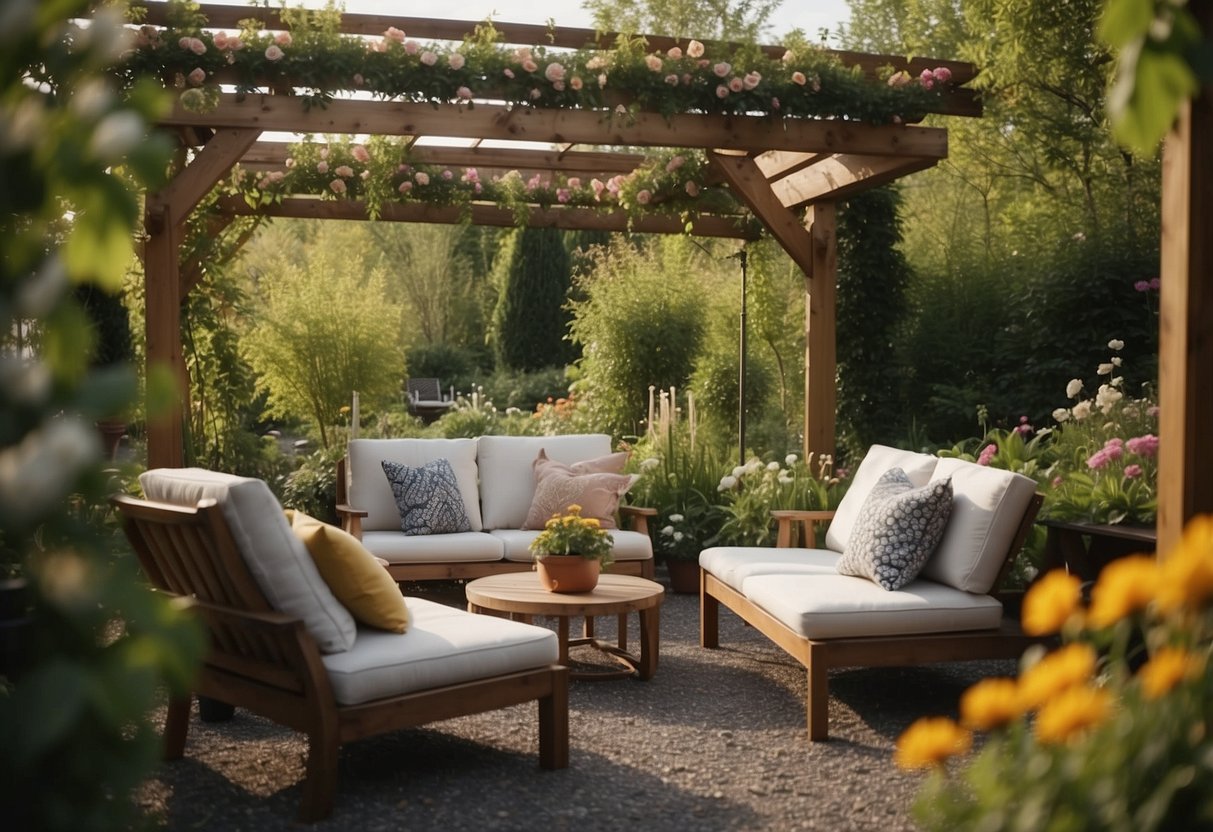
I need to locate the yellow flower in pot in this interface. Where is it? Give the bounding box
[530,504,614,593]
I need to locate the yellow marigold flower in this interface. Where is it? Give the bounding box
[1156,515,1213,615]
[1086,555,1161,629]
[1022,570,1083,635]
[566,504,583,515]
[583,517,601,527]
[1034,685,1112,745]
[1138,647,1205,700]
[894,717,972,770]
[1018,643,1098,711]
[959,677,1023,731]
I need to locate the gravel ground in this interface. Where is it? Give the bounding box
[138,570,1014,831]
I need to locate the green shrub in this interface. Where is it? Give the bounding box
[280,445,346,524]
[406,342,489,395]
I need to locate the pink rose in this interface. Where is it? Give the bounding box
[664,74,679,86]
[404,40,419,55]
[335,165,354,178]
[213,31,229,50]
[687,40,704,58]
[585,55,606,70]
[463,167,479,182]
[415,171,430,185]
[636,189,652,204]
[567,177,581,188]
[728,77,743,93]
[919,69,934,89]
[556,188,570,203]
[187,67,206,86]
[781,50,795,64]
[179,36,192,50]
[265,45,284,61]
[351,145,370,163]
[522,59,538,73]
[743,71,761,90]
[932,66,952,83]
[1134,279,1151,292]
[685,181,700,197]
[275,32,292,47]
[442,169,453,180]
[570,76,583,90]
[590,178,605,199]
[667,46,682,59]
[330,179,346,194]
[713,62,731,77]
[398,181,413,193]
[645,55,663,72]
[792,71,807,86]
[384,27,406,43]
[887,70,911,87]
[1124,464,1143,479]
[319,147,329,159]
[189,37,206,55]
[228,37,244,51]
[420,51,438,66]
[716,85,729,99]
[449,52,465,70]
[544,62,566,83]
[553,80,565,91]
[665,155,684,172]
[457,85,472,99]
[316,161,329,173]
[504,68,515,79]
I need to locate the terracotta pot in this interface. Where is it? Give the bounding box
[536,556,600,593]
[665,559,700,594]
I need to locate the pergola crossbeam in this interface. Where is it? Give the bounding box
[772,154,941,208]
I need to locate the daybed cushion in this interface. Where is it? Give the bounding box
[381,458,472,535]
[699,547,840,592]
[919,458,1039,594]
[478,434,613,530]
[825,445,938,553]
[348,438,482,532]
[139,468,356,654]
[360,530,504,564]
[836,468,953,591]
[287,510,410,634]
[492,529,654,563]
[321,597,559,705]
[740,573,1003,640]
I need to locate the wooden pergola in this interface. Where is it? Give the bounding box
[139,3,1213,549]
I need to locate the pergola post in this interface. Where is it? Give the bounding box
[804,203,837,461]
[1157,0,1213,553]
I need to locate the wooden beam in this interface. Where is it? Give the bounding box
[160,95,950,158]
[143,203,187,469]
[215,195,759,239]
[804,204,837,461]
[706,150,815,275]
[752,151,830,180]
[771,154,940,208]
[1157,0,1213,553]
[151,127,260,226]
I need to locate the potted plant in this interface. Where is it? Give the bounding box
[530,504,613,593]
[657,501,724,593]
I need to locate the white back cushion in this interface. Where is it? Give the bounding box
[919,458,1038,594]
[825,445,939,552]
[477,434,613,529]
[348,438,481,532]
[139,468,356,654]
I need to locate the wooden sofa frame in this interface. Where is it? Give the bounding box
[335,457,657,582]
[113,494,569,822]
[700,493,1045,741]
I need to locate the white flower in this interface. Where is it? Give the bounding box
[718,475,738,491]
[745,459,763,474]
[1072,400,1093,420]
[673,531,684,542]
[1035,427,1053,438]
[766,461,781,472]
[640,457,660,470]
[785,453,798,466]
[731,465,746,478]
[1108,339,1125,351]
[669,513,684,523]
[1066,378,1084,399]
[1052,407,1071,423]
[778,474,793,485]
[1096,384,1123,413]
[661,525,675,536]
[1098,362,1114,375]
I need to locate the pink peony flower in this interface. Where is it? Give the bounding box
[1087,449,1111,469]
[545,62,566,83]
[1127,434,1159,457]
[977,444,997,466]
[398,181,413,193]
[932,66,952,83]
[457,85,473,99]
[265,44,284,61]
[687,40,705,58]
[743,71,761,90]
[685,181,700,197]
[1149,277,1161,289]
[716,85,729,98]
[351,145,370,163]
[1134,279,1151,292]
[330,179,346,194]
[1147,405,1160,418]
[570,75,583,90]
[275,32,292,46]
[415,171,430,185]
[664,74,679,86]
[335,165,354,178]
[187,67,206,86]
[713,62,731,77]
[728,77,743,93]
[636,189,652,204]
[667,46,683,59]
[316,161,329,174]
[791,71,807,86]
[919,69,934,89]
[522,59,539,73]
[646,55,663,71]
[384,27,406,43]
[556,188,570,203]
[449,52,465,70]
[420,51,438,66]
[503,67,515,79]
[404,40,419,55]
[1124,464,1143,479]
[463,167,479,182]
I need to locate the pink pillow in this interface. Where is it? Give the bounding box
[522,450,634,530]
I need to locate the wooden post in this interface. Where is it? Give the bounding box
[804,204,837,462]
[143,201,187,470]
[1157,0,1213,554]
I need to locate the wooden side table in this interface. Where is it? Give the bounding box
[465,573,664,681]
[1038,519,1157,582]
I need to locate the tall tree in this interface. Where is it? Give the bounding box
[585,0,782,41]
[493,227,576,371]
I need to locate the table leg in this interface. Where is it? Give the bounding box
[584,616,595,638]
[636,607,660,680]
[618,613,627,651]
[557,616,570,666]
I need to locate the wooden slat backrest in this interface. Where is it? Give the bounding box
[990,492,1045,593]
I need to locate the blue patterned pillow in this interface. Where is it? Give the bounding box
[836,467,953,591]
[381,458,472,536]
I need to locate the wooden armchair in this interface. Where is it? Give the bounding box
[114,484,567,822]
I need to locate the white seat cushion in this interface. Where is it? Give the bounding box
[920,458,1039,594]
[491,528,653,563]
[348,438,482,532]
[322,598,559,705]
[360,531,504,564]
[825,445,938,553]
[699,547,839,592]
[741,573,1003,640]
[139,468,356,654]
[477,434,613,529]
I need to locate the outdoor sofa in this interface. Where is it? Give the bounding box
[336,433,655,582]
[699,444,1044,741]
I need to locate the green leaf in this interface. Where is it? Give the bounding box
[1098,0,1154,47]
[10,660,89,757]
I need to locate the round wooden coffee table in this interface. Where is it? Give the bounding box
[465,573,664,681]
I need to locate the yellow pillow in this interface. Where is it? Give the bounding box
[285,510,409,634]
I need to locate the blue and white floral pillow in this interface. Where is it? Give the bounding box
[381,458,472,536]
